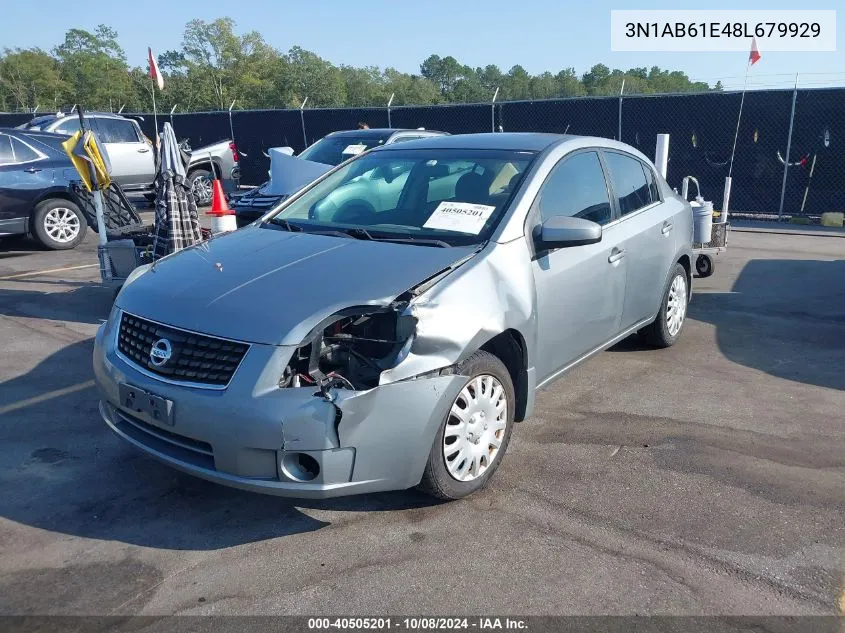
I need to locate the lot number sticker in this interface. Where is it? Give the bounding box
[423,201,496,234]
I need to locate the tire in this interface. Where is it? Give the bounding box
[188,168,214,206]
[641,263,688,348]
[417,350,516,500]
[31,199,87,250]
[695,254,713,278]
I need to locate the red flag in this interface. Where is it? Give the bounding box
[749,37,761,66]
[148,47,164,91]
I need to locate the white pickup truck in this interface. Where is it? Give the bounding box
[18,112,240,205]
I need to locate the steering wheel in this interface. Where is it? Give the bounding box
[332,200,377,225]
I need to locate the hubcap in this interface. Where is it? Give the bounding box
[443,375,508,482]
[44,207,80,243]
[192,176,213,204]
[666,274,687,337]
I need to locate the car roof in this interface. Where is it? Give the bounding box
[326,128,445,139]
[371,132,575,152]
[0,127,64,138]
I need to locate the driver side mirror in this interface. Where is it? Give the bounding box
[534,216,602,250]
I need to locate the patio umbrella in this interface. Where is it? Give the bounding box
[152,122,202,259]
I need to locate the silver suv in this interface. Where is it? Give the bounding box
[94,133,693,501]
[19,112,240,204]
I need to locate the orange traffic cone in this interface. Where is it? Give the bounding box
[206,179,237,233]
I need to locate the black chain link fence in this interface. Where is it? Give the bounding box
[3,87,844,219]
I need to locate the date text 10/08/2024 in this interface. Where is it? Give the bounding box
[625,22,821,38]
[308,618,528,630]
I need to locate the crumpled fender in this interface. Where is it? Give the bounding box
[380,238,536,385]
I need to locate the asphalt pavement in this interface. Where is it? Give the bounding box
[0,227,843,616]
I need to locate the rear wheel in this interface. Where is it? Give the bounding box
[188,168,214,206]
[417,350,515,500]
[641,263,688,348]
[31,199,87,250]
[695,254,713,278]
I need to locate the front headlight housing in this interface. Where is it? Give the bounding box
[278,308,417,391]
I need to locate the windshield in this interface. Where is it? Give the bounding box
[265,148,536,247]
[298,134,392,166]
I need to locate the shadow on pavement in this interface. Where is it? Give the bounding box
[0,283,113,325]
[1,338,439,551]
[689,258,845,391]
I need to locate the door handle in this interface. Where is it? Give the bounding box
[661,221,673,235]
[24,167,42,173]
[608,248,626,264]
[137,147,150,153]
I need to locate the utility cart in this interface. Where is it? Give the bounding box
[73,183,210,296]
[682,176,729,278]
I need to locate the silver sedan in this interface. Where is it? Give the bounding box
[93,133,693,500]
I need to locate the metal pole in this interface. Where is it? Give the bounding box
[117,104,125,114]
[387,93,394,128]
[655,134,669,179]
[151,77,158,138]
[618,79,625,141]
[228,99,236,146]
[728,63,751,178]
[778,73,799,222]
[491,87,499,132]
[800,153,817,213]
[300,97,309,149]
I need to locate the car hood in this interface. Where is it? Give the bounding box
[116,226,478,346]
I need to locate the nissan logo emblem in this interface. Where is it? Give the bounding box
[149,338,173,367]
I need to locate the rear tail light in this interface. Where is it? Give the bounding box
[229,142,239,163]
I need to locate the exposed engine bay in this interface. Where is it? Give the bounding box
[279,305,417,391]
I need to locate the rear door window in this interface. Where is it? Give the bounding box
[0,135,41,165]
[642,163,660,203]
[11,138,41,163]
[604,151,653,216]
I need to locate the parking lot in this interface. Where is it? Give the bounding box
[0,226,843,616]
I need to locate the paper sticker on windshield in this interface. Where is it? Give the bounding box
[342,144,367,156]
[423,202,496,234]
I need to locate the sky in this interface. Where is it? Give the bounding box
[3,0,843,91]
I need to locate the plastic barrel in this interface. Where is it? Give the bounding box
[691,199,713,244]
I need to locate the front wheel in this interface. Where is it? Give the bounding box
[641,263,688,348]
[417,350,515,500]
[31,199,87,250]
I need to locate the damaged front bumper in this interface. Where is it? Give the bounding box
[94,317,463,498]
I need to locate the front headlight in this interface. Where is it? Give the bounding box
[278,308,417,391]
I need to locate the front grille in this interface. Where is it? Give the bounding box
[117,312,249,387]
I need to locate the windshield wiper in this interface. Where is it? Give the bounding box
[307,230,358,239]
[340,227,450,248]
[270,218,303,232]
[369,236,451,248]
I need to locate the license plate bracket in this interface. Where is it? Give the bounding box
[119,383,175,426]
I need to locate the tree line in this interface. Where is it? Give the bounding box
[0,18,719,114]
